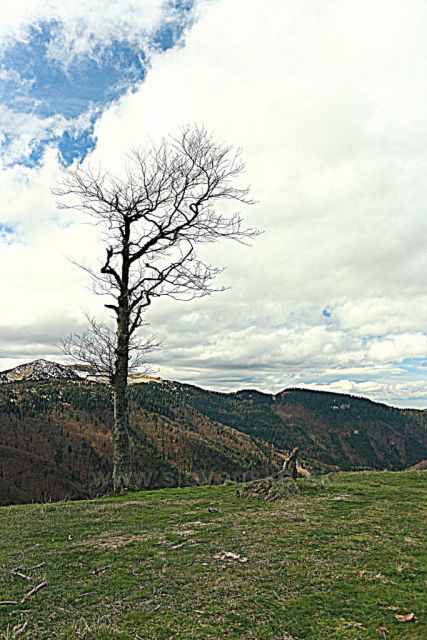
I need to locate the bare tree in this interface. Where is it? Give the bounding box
[61,314,159,383]
[54,125,259,493]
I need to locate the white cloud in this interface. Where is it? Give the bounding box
[367,334,427,362]
[0,105,64,168]
[298,379,427,408]
[0,103,102,168]
[2,0,427,406]
[0,2,193,166]
[0,1,183,60]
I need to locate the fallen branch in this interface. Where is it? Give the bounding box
[170,542,187,550]
[28,562,46,571]
[0,581,48,607]
[91,564,112,576]
[75,591,97,601]
[22,581,48,602]
[11,568,32,581]
[13,621,28,636]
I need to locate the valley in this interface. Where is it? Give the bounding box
[0,362,426,505]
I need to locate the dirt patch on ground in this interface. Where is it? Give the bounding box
[76,531,153,550]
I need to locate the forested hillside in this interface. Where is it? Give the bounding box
[0,381,283,505]
[174,384,427,470]
[0,378,426,505]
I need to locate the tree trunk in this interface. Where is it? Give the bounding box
[112,305,131,493]
[112,220,133,493]
[279,447,299,480]
[237,447,301,501]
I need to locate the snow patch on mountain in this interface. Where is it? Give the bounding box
[0,359,82,384]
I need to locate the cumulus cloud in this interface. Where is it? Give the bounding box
[0,105,95,168]
[298,379,427,408]
[0,1,194,167]
[0,0,185,59]
[2,0,427,406]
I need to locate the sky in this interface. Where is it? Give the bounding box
[1,0,427,407]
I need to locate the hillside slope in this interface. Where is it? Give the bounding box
[0,375,426,505]
[0,381,283,505]
[172,383,427,470]
[0,472,425,639]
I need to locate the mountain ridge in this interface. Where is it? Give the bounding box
[1,358,421,410]
[0,361,426,506]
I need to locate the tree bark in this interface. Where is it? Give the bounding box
[112,305,131,493]
[279,447,299,480]
[112,222,131,493]
[237,447,301,501]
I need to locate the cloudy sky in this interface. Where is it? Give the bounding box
[1,0,427,407]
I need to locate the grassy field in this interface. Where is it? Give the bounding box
[0,471,425,639]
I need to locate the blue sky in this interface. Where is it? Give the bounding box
[0,0,193,167]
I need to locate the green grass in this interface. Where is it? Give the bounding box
[0,471,425,639]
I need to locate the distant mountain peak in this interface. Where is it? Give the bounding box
[0,359,81,384]
[0,359,164,385]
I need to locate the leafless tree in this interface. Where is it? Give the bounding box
[54,125,259,492]
[61,314,159,383]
